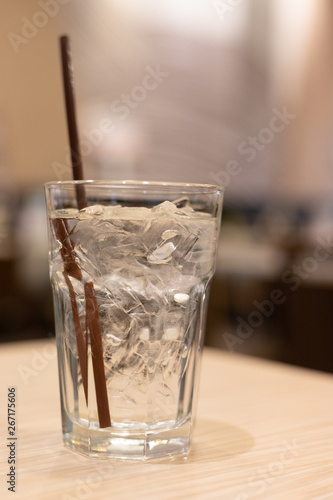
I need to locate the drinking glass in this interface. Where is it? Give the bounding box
[44,180,223,460]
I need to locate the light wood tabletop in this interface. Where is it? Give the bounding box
[0,339,332,500]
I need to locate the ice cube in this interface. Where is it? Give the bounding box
[54,208,79,218]
[139,328,150,341]
[174,293,189,304]
[164,327,180,341]
[147,242,176,264]
[161,230,178,240]
[80,204,105,216]
[152,201,178,214]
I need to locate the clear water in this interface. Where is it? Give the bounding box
[49,200,219,459]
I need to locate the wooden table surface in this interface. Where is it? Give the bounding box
[0,339,332,500]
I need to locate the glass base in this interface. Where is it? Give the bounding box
[63,419,192,461]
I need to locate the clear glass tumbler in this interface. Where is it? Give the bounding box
[44,180,223,461]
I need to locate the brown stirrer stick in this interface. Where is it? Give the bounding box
[58,35,111,428]
[85,282,111,428]
[60,35,87,210]
[52,217,88,403]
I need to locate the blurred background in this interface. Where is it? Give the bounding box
[1,0,333,372]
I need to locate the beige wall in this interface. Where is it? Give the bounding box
[0,0,143,190]
[0,1,70,189]
[2,1,333,204]
[270,0,333,204]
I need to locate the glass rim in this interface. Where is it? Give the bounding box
[44,180,224,195]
